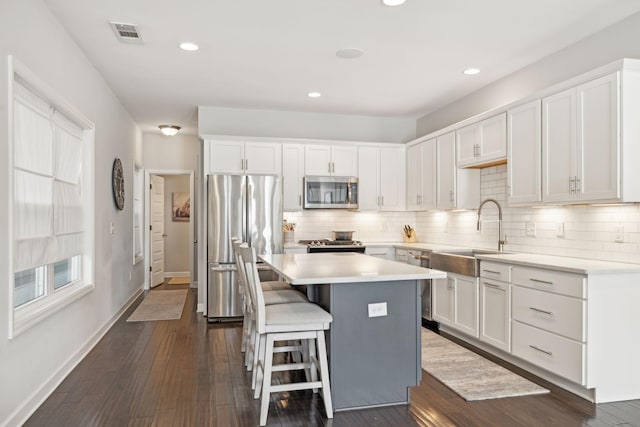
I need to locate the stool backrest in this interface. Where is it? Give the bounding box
[241,246,267,333]
[232,240,251,312]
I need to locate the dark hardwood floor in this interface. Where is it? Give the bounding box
[25,286,640,426]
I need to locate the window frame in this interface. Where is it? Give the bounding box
[8,56,95,339]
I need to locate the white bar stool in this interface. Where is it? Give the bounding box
[242,246,333,426]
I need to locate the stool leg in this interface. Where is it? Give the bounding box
[253,334,266,398]
[309,338,318,393]
[241,311,249,353]
[316,330,333,418]
[245,320,254,370]
[259,334,275,426]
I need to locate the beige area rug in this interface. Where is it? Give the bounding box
[167,276,190,285]
[126,289,188,322]
[421,328,549,401]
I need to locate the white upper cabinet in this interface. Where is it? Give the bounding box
[437,131,480,210]
[282,144,304,211]
[304,144,357,177]
[358,146,405,211]
[208,139,281,175]
[406,139,436,211]
[456,113,507,168]
[543,72,622,204]
[507,100,542,205]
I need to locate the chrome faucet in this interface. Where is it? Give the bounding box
[477,198,507,252]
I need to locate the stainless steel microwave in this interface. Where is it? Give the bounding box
[303,176,359,209]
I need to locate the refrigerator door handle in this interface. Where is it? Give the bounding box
[210,265,237,272]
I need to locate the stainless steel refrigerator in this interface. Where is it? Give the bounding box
[207,174,282,321]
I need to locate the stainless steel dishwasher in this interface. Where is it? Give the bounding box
[407,249,433,321]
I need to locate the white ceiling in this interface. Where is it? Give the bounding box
[44,0,640,136]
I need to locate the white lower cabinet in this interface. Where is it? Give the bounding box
[364,246,395,260]
[480,278,511,352]
[433,273,478,338]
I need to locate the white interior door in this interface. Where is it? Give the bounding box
[151,175,165,287]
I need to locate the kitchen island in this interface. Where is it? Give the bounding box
[259,252,446,411]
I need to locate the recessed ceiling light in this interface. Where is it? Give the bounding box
[179,42,199,51]
[336,48,364,59]
[308,92,322,98]
[463,68,480,75]
[159,125,181,136]
[382,0,406,6]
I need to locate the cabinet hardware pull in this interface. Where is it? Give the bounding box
[529,345,553,356]
[529,306,553,315]
[245,159,248,170]
[483,269,501,274]
[483,282,501,289]
[575,177,581,192]
[328,162,332,174]
[332,162,335,173]
[381,196,384,206]
[569,176,575,193]
[530,278,553,285]
[299,195,302,206]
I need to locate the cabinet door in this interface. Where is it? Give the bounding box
[379,147,405,211]
[577,73,620,201]
[282,144,304,211]
[331,145,358,176]
[209,140,244,173]
[543,88,577,203]
[508,100,542,205]
[304,145,332,176]
[406,144,422,210]
[420,140,437,210]
[358,146,380,211]
[244,141,281,174]
[453,274,479,338]
[437,132,457,209]
[479,113,507,162]
[480,279,511,352]
[433,277,454,326]
[456,123,480,167]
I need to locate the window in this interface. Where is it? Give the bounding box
[133,166,144,264]
[10,58,94,338]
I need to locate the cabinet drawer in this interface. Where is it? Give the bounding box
[512,286,585,341]
[512,266,586,298]
[480,261,511,282]
[366,247,393,256]
[512,321,585,385]
[395,249,408,262]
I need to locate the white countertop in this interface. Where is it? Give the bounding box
[260,252,447,285]
[476,252,640,275]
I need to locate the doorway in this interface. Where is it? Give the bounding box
[145,170,196,290]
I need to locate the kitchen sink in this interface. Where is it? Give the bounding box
[430,249,503,277]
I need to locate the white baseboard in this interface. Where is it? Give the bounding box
[190,280,197,289]
[197,303,204,313]
[3,287,144,427]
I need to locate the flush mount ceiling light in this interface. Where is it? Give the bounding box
[336,48,364,59]
[179,42,199,51]
[307,92,322,98]
[382,0,406,6]
[159,125,181,136]
[463,68,481,75]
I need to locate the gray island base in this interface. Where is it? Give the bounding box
[259,253,446,411]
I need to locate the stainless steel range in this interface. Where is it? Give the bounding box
[300,239,366,253]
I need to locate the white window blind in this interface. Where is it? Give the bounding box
[13,80,84,300]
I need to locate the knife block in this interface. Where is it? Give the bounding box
[403,229,418,243]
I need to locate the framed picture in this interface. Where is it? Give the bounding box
[172,192,190,222]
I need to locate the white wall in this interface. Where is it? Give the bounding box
[416,11,640,136]
[198,105,416,143]
[162,175,191,274]
[0,0,144,425]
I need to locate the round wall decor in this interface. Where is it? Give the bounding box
[112,158,125,210]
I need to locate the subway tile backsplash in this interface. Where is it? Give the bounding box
[285,164,640,264]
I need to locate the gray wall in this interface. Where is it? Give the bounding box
[417,11,640,136]
[0,0,143,424]
[198,105,416,143]
[162,175,191,274]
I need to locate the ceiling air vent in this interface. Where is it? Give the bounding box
[110,22,143,43]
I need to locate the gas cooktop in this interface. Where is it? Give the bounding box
[299,239,364,247]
